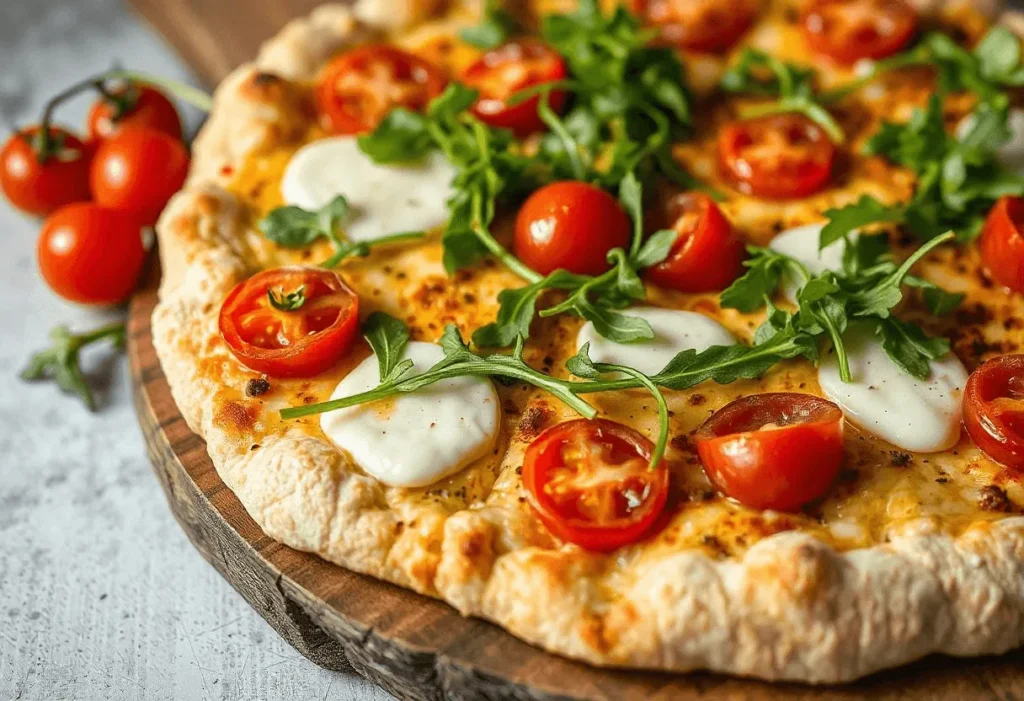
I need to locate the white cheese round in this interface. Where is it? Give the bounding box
[768,222,848,302]
[281,136,456,241]
[576,306,735,376]
[818,325,968,453]
[957,107,1024,175]
[320,342,500,488]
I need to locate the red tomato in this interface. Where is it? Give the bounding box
[0,126,92,216]
[90,127,189,226]
[37,203,147,305]
[802,0,918,64]
[514,181,632,276]
[461,40,568,136]
[963,355,1024,469]
[219,267,360,377]
[523,418,669,551]
[315,45,447,135]
[694,393,844,511]
[718,114,836,200]
[87,84,183,141]
[980,196,1024,294]
[644,193,747,292]
[641,0,757,53]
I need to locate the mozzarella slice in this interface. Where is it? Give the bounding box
[576,306,735,376]
[768,222,848,302]
[321,342,500,488]
[818,325,968,453]
[281,136,456,241]
[957,107,1024,174]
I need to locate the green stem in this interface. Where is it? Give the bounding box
[320,231,425,269]
[598,363,668,470]
[539,91,587,181]
[105,70,214,112]
[740,98,845,144]
[76,321,127,346]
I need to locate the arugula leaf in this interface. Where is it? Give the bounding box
[631,228,676,268]
[21,323,126,410]
[618,170,645,258]
[848,232,954,318]
[259,195,349,249]
[875,318,951,379]
[719,247,806,313]
[819,196,906,250]
[460,0,519,49]
[363,312,412,382]
[357,109,434,163]
[267,285,306,311]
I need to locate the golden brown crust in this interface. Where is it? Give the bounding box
[153,0,1024,683]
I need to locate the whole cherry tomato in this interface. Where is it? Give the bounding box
[87,84,182,141]
[316,45,447,135]
[963,354,1024,469]
[523,418,670,552]
[718,114,836,200]
[219,267,360,377]
[694,393,845,511]
[802,0,918,65]
[90,127,189,225]
[641,0,757,53]
[461,40,568,136]
[37,203,147,305]
[514,181,632,276]
[644,192,747,292]
[980,196,1024,294]
[0,126,92,217]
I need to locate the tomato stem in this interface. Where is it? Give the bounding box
[104,70,214,113]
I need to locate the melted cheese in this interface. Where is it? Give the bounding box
[281,136,456,241]
[320,342,500,487]
[818,325,969,453]
[577,306,735,376]
[767,222,848,302]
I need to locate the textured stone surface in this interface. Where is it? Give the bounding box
[0,1,391,699]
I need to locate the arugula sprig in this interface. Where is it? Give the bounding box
[259,194,425,268]
[21,322,126,410]
[721,49,845,143]
[460,0,520,49]
[721,231,956,381]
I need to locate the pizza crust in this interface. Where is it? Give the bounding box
[152,0,1024,682]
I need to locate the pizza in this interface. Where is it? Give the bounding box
[152,0,1024,683]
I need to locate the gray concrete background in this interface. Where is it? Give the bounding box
[0,1,391,698]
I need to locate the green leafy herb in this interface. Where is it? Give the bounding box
[362,312,414,382]
[267,285,306,311]
[21,322,126,410]
[718,247,808,313]
[720,48,844,143]
[460,0,520,49]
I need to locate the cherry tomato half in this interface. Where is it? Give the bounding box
[718,114,836,200]
[90,127,189,226]
[0,126,92,217]
[642,0,757,53]
[963,355,1024,469]
[644,193,747,292]
[523,418,669,551]
[87,84,183,141]
[802,0,918,65]
[980,196,1024,295]
[461,40,568,137]
[315,45,447,135]
[514,181,632,276]
[37,203,147,305]
[694,393,844,511]
[219,267,360,377]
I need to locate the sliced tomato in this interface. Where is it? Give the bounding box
[514,181,632,276]
[802,0,918,64]
[523,419,669,551]
[980,196,1024,294]
[219,267,360,378]
[644,193,747,292]
[641,0,757,53]
[461,40,568,136]
[718,114,836,200]
[315,45,447,135]
[694,393,844,511]
[963,355,1024,469]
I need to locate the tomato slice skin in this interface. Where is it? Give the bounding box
[802,0,918,65]
[315,45,447,135]
[523,418,670,552]
[980,196,1024,295]
[514,181,632,276]
[641,0,757,53]
[718,114,836,200]
[461,40,568,137]
[694,393,844,511]
[219,267,360,378]
[963,355,1024,469]
[644,193,747,292]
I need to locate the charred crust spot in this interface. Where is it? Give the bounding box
[979,485,1013,512]
[250,444,260,451]
[245,377,271,397]
[459,531,488,559]
[889,451,912,467]
[688,393,707,406]
[252,71,282,87]
[517,404,553,441]
[215,400,258,434]
[670,434,692,453]
[700,534,730,558]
